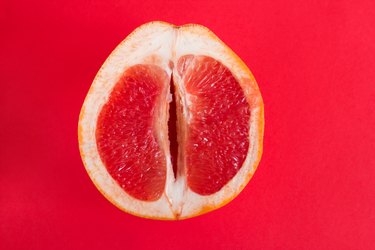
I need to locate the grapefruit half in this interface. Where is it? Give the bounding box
[78,21,264,220]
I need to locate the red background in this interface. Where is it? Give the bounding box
[1,0,375,249]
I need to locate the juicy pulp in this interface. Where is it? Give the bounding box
[179,55,251,195]
[95,55,251,200]
[96,65,167,201]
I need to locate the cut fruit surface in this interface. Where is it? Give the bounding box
[78,21,264,220]
[96,65,168,201]
[180,55,251,195]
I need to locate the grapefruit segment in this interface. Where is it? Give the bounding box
[96,64,168,201]
[178,55,251,195]
[78,21,264,220]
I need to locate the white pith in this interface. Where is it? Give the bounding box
[78,22,263,220]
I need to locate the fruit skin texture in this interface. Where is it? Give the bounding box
[78,21,264,220]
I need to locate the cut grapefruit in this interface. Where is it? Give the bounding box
[78,21,264,220]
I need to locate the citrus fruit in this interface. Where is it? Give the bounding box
[78,21,264,220]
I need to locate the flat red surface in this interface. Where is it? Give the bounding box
[1,0,374,249]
